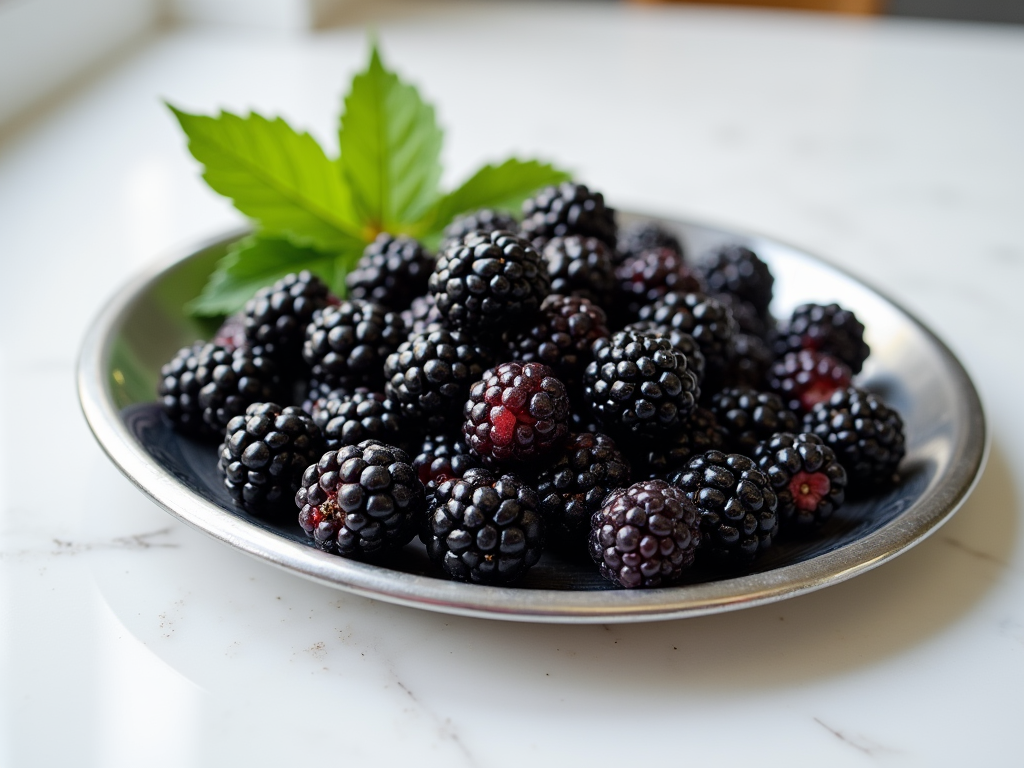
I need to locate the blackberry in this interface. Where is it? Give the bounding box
[724,333,774,389]
[301,379,346,415]
[218,402,324,510]
[670,451,779,564]
[614,247,704,321]
[243,271,334,364]
[714,292,772,341]
[535,432,631,553]
[698,244,774,319]
[589,479,701,588]
[774,303,870,374]
[213,313,246,351]
[442,208,519,247]
[623,320,706,386]
[520,182,616,249]
[295,441,425,558]
[346,233,433,311]
[158,342,278,438]
[384,328,492,431]
[709,387,799,457]
[309,389,404,451]
[400,294,442,335]
[542,235,616,306]
[755,432,847,530]
[302,300,406,392]
[429,230,550,336]
[423,468,544,584]
[767,350,851,415]
[505,294,609,391]
[463,362,571,464]
[804,387,905,488]
[615,220,684,265]
[583,330,700,437]
[413,432,483,502]
[630,406,726,480]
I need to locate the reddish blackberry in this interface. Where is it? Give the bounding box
[535,432,631,553]
[384,328,492,431]
[295,441,425,558]
[767,350,851,415]
[542,235,616,306]
[302,300,406,391]
[709,387,799,457]
[583,330,700,437]
[442,208,519,247]
[623,320,706,386]
[400,294,442,335]
[309,389,404,451]
[520,182,616,249]
[615,221,684,265]
[213,312,246,351]
[698,244,774,319]
[505,295,609,391]
[413,432,483,502]
[724,333,774,389]
[670,451,779,564]
[158,342,278,438]
[589,480,701,588]
[630,406,726,480]
[804,387,905,488]
[429,230,550,336]
[755,432,847,530]
[614,247,704,321]
[774,303,870,374]
[218,402,324,511]
[243,271,334,364]
[423,468,544,584]
[463,362,571,464]
[346,233,433,311]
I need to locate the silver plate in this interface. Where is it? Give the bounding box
[77,215,987,623]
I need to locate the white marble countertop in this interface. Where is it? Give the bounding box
[2,3,1023,765]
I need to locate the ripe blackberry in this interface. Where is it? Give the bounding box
[243,271,334,364]
[615,221,684,265]
[505,295,609,391]
[614,247,704,321]
[710,387,799,457]
[670,451,779,564]
[589,479,701,588]
[714,292,772,341]
[346,233,433,311]
[698,244,774,319]
[400,294,443,335]
[423,468,544,584]
[542,235,616,306]
[442,208,519,247]
[309,389,404,451]
[158,342,278,438]
[583,330,700,437]
[623,320,706,386]
[520,182,616,249]
[774,303,870,374]
[302,300,406,391]
[767,350,852,415]
[413,432,483,502]
[295,441,425,558]
[218,402,324,510]
[463,362,571,464]
[429,230,550,336]
[804,387,906,488]
[301,379,346,415]
[535,432,631,553]
[724,333,774,389]
[384,328,492,431]
[630,406,726,480]
[755,432,847,530]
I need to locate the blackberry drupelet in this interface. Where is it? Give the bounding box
[723,333,774,389]
[429,229,550,336]
[709,387,799,457]
[589,479,701,588]
[309,389,404,451]
[630,406,726,480]
[623,320,706,386]
[400,294,442,335]
[413,432,483,502]
[295,440,425,557]
[804,386,905,488]
[670,450,779,564]
[767,349,852,415]
[583,330,700,437]
[755,432,847,530]
[774,302,870,374]
[442,208,519,247]
[422,468,544,584]
[213,313,246,351]
[463,362,571,464]
[542,235,616,306]
[243,270,334,364]
[218,402,324,510]
[614,247,704,322]
[698,244,774,319]
[346,233,433,311]
[615,221,684,265]
[302,300,406,392]
[520,182,616,249]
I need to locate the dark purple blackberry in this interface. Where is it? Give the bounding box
[535,432,631,553]
[724,333,774,389]
[158,342,279,438]
[309,389,404,451]
[615,220,683,265]
[463,362,571,464]
[614,247,704,322]
[505,295,609,391]
[218,402,324,510]
[423,468,544,584]
[429,230,550,336]
[346,233,433,311]
[710,387,799,457]
[755,432,847,530]
[413,432,483,502]
[302,300,406,392]
[767,349,852,415]
[520,182,616,249]
[698,244,774,319]
[714,292,772,341]
[670,451,779,564]
[774,303,870,374]
[400,294,442,335]
[630,406,727,480]
[583,330,700,437]
[295,441,425,558]
[243,271,334,364]
[442,209,519,247]
[384,328,492,431]
[542,235,615,306]
[804,387,905,488]
[623,320,706,386]
[589,479,701,588]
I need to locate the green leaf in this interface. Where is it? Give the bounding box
[338,45,443,233]
[169,105,365,252]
